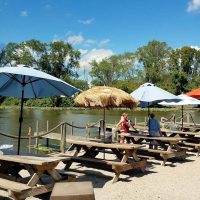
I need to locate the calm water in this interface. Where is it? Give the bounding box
[0,107,199,154]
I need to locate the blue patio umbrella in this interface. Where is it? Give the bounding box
[130,83,180,132]
[0,65,81,154]
[131,83,181,123]
[130,83,180,113]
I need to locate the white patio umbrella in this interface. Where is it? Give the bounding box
[130,82,180,133]
[159,94,200,129]
[130,82,180,115]
[0,65,81,154]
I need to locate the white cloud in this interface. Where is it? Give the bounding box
[20,10,28,17]
[191,45,200,50]
[78,18,95,25]
[67,34,84,45]
[52,35,61,42]
[187,0,200,12]
[79,49,88,55]
[98,39,111,47]
[85,39,97,47]
[79,48,114,70]
[66,31,73,36]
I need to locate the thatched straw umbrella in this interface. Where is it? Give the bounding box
[74,86,138,141]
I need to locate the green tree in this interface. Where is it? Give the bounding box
[0,44,6,67]
[39,41,80,79]
[168,46,200,93]
[89,53,136,86]
[171,70,188,94]
[3,40,45,66]
[3,42,19,65]
[136,40,171,84]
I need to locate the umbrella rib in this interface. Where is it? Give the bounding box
[26,77,43,84]
[43,79,69,96]
[4,73,23,85]
[27,77,38,98]
[0,73,24,91]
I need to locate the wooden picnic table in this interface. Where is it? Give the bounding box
[119,133,187,166]
[0,155,67,200]
[160,129,200,156]
[55,139,147,183]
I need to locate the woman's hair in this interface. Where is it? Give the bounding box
[122,113,128,117]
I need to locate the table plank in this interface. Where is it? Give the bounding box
[119,134,186,143]
[66,139,145,149]
[0,155,62,166]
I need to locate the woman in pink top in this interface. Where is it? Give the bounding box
[116,113,131,143]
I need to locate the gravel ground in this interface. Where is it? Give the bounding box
[26,152,200,200]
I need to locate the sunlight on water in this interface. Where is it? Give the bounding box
[0,108,199,154]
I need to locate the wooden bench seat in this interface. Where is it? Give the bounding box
[71,156,146,167]
[138,148,186,166]
[137,155,155,160]
[0,177,54,200]
[183,142,200,156]
[62,156,147,183]
[0,177,31,193]
[50,181,95,200]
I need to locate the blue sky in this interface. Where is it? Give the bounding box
[0,0,200,79]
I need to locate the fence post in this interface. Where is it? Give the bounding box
[35,120,39,149]
[144,117,147,127]
[46,120,49,147]
[60,124,66,153]
[187,112,190,124]
[85,124,90,138]
[28,127,32,153]
[71,121,73,136]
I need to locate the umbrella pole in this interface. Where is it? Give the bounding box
[103,108,106,159]
[103,108,106,142]
[17,83,25,155]
[181,105,183,130]
[148,103,150,134]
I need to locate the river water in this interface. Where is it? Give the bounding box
[0,107,199,154]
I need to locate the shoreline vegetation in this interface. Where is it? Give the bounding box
[0,105,199,112]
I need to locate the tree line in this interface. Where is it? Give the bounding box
[0,39,199,107]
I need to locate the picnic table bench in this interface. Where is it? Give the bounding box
[53,139,147,183]
[160,129,200,156]
[0,155,71,200]
[119,134,187,166]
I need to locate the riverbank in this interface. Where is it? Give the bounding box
[0,105,188,111]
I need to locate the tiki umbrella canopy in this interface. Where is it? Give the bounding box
[186,88,200,99]
[74,86,138,109]
[74,86,138,141]
[0,65,81,154]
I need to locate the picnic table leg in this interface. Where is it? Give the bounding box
[27,171,44,187]
[64,146,82,170]
[161,157,167,166]
[47,169,62,181]
[131,150,140,162]
[196,147,200,157]
[112,171,120,183]
[111,149,123,160]
[8,191,18,200]
[121,154,129,163]
[167,145,172,152]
